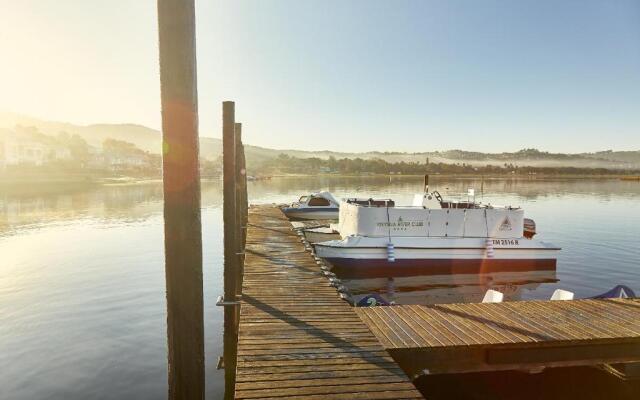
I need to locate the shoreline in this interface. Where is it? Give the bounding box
[1,172,638,188]
[263,173,640,180]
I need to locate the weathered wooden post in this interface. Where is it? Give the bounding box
[222,101,238,399]
[240,134,249,248]
[157,0,204,399]
[235,122,246,286]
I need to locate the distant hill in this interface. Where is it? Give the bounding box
[0,111,222,160]
[1,111,638,170]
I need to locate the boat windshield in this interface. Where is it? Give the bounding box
[308,197,331,206]
[298,196,309,203]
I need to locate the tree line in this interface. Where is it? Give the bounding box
[260,154,639,176]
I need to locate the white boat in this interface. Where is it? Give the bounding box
[280,191,340,220]
[315,189,560,277]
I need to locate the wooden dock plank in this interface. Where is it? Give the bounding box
[235,367,407,382]
[235,206,421,399]
[451,303,524,344]
[235,362,406,376]
[356,299,640,375]
[251,391,424,400]
[408,305,468,346]
[235,382,421,399]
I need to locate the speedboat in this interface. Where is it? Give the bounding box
[315,188,560,277]
[280,191,340,220]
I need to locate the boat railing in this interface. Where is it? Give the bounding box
[345,198,395,207]
[344,202,521,211]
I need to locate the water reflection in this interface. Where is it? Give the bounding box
[0,181,226,236]
[345,270,558,305]
[248,175,640,205]
[2,177,638,236]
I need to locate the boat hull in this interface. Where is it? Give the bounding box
[323,257,556,278]
[315,237,559,278]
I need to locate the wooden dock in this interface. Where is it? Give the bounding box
[229,203,640,398]
[357,300,640,376]
[235,206,422,399]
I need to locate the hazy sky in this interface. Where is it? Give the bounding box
[1,0,639,152]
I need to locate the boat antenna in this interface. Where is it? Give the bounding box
[424,174,429,194]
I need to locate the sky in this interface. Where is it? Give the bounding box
[0,0,639,153]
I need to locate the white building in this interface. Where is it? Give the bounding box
[0,128,71,167]
[0,129,48,167]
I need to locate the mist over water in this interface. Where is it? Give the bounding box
[1,177,639,399]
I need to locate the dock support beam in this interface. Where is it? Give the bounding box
[222,101,239,399]
[157,0,204,399]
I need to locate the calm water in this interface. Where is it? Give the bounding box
[1,176,639,399]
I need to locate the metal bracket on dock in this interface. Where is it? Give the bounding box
[216,295,241,306]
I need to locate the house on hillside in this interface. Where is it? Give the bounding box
[86,145,104,168]
[0,128,160,173]
[101,138,157,171]
[0,128,49,167]
[103,152,148,170]
[51,144,71,161]
[0,128,75,168]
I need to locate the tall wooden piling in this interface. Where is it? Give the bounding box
[238,128,248,249]
[235,123,247,282]
[222,101,238,399]
[157,0,204,399]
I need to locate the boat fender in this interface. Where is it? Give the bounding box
[387,242,395,262]
[485,238,495,258]
[356,294,390,307]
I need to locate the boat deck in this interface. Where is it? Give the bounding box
[235,206,422,399]
[356,299,640,376]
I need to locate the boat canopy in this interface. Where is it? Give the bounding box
[310,191,339,206]
[338,201,524,239]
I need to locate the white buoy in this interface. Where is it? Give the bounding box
[386,242,395,262]
[550,289,574,300]
[485,238,495,258]
[482,289,504,303]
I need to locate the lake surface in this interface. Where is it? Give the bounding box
[1,176,639,399]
